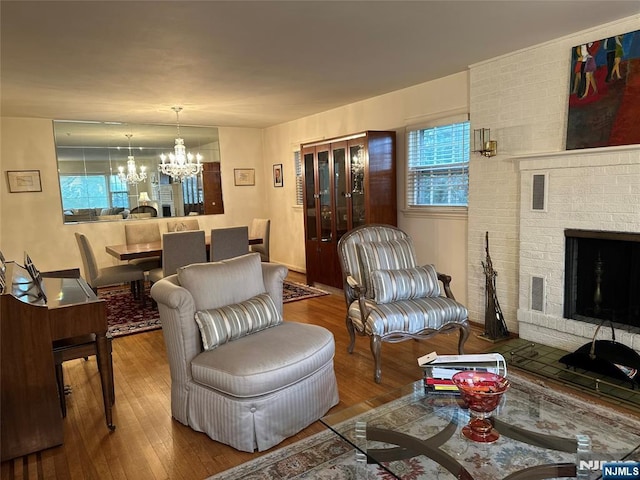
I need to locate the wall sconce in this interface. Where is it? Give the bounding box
[473,128,497,157]
[139,191,150,205]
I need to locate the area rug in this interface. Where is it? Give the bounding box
[282,280,329,303]
[100,281,329,338]
[207,372,640,479]
[99,286,161,338]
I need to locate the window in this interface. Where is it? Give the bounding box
[109,175,129,208]
[60,174,109,210]
[294,150,303,206]
[406,121,469,207]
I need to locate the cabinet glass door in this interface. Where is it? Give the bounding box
[303,151,317,241]
[318,149,332,242]
[333,144,347,239]
[350,143,366,228]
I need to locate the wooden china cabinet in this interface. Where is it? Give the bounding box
[302,131,397,289]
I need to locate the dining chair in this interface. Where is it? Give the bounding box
[210,226,249,262]
[124,223,162,272]
[148,230,207,284]
[249,218,271,262]
[167,218,200,232]
[75,232,145,300]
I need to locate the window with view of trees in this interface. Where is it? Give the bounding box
[61,174,131,210]
[406,121,469,207]
[60,175,110,210]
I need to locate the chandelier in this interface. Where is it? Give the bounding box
[118,134,147,184]
[159,106,203,181]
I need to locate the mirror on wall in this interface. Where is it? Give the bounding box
[53,120,224,224]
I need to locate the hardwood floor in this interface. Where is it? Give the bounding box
[0,272,627,479]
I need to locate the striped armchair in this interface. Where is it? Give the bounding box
[337,224,470,383]
[150,253,339,452]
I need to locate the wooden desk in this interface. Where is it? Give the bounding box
[0,263,114,461]
[106,235,262,261]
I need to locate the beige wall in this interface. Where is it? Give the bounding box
[263,71,470,307]
[2,72,471,310]
[0,118,265,274]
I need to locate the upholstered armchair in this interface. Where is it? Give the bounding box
[150,253,339,452]
[337,224,470,383]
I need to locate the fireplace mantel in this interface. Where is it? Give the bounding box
[513,144,639,171]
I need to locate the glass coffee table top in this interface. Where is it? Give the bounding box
[320,375,640,479]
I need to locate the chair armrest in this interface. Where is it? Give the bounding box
[150,274,195,310]
[346,275,365,299]
[437,272,456,300]
[345,274,372,319]
[346,275,359,289]
[261,263,288,315]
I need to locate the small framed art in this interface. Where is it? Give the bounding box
[273,164,283,187]
[234,168,255,186]
[6,170,42,193]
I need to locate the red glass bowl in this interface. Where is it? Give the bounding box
[451,371,510,443]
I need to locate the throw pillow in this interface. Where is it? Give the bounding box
[195,293,282,350]
[177,253,265,311]
[356,238,417,298]
[370,265,441,304]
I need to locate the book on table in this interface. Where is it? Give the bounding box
[418,352,507,392]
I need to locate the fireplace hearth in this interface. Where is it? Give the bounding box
[564,229,640,328]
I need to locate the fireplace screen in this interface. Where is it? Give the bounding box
[564,229,640,328]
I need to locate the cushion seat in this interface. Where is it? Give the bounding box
[349,296,468,336]
[95,264,145,285]
[191,322,335,398]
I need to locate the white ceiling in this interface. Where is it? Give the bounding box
[2,1,639,129]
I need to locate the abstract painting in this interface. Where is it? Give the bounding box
[566,29,640,150]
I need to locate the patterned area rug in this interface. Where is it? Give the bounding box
[207,372,640,479]
[101,280,329,338]
[282,280,329,303]
[99,286,161,338]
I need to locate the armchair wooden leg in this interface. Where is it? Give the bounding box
[370,335,382,384]
[458,322,470,354]
[346,316,356,354]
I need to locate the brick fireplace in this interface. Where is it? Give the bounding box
[516,146,640,354]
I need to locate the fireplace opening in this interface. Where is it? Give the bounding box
[564,230,640,328]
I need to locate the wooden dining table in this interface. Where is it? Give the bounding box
[105,235,262,261]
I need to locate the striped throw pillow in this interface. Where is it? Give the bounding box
[356,238,417,298]
[195,293,282,351]
[370,265,441,304]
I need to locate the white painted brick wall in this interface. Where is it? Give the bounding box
[518,151,640,352]
[468,15,640,351]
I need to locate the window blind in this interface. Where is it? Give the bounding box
[406,121,469,207]
[294,151,303,205]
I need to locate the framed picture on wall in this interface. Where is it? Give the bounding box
[566,28,640,150]
[234,168,255,186]
[6,170,42,193]
[273,164,283,187]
